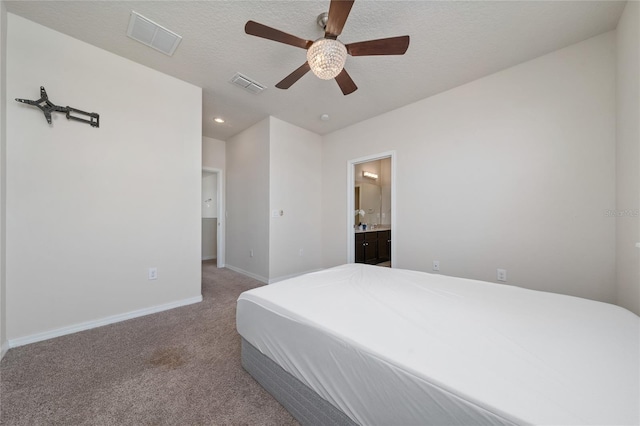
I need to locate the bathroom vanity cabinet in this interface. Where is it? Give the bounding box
[355,229,391,265]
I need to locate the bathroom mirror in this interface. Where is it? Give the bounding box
[355,182,380,225]
[354,158,391,227]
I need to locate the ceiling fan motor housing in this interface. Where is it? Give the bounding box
[317,12,329,30]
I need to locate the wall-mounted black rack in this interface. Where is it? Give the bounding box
[15,86,100,128]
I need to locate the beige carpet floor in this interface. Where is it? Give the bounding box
[0,260,297,425]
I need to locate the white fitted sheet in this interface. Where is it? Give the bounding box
[236,264,640,425]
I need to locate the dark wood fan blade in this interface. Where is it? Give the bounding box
[325,0,355,38]
[275,62,311,89]
[334,68,358,95]
[245,21,313,50]
[346,35,410,56]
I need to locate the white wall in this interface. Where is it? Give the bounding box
[226,118,270,282]
[202,136,225,171]
[322,32,616,303]
[226,117,323,283]
[615,1,640,316]
[6,14,202,343]
[0,0,8,359]
[269,117,322,281]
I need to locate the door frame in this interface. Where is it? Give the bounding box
[346,151,396,265]
[202,167,225,268]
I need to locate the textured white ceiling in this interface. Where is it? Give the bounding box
[5,1,626,141]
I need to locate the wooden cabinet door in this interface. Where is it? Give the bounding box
[377,230,391,262]
[355,233,365,263]
[364,232,378,264]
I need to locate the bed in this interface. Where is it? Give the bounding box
[236,263,640,425]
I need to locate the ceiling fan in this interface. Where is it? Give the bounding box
[244,0,410,95]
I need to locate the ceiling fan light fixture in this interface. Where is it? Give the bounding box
[307,38,347,80]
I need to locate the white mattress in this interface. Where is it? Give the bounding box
[236,264,640,425]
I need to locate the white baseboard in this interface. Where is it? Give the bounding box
[1,340,8,360]
[7,295,203,349]
[201,256,217,261]
[268,268,324,284]
[223,264,323,285]
[224,264,268,284]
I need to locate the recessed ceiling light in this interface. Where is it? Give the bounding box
[320,114,330,121]
[213,117,225,123]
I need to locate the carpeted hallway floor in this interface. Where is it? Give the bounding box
[0,260,298,425]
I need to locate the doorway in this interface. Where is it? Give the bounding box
[202,167,225,268]
[347,151,396,266]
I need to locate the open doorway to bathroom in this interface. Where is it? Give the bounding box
[202,168,225,268]
[347,151,396,267]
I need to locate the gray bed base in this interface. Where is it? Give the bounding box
[241,338,358,426]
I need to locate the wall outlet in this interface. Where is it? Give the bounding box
[433,260,440,272]
[298,248,304,257]
[148,267,158,280]
[497,268,507,282]
[250,249,254,258]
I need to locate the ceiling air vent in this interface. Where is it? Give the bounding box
[230,73,266,94]
[127,11,182,56]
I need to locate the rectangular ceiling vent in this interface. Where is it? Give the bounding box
[230,72,266,94]
[127,11,182,56]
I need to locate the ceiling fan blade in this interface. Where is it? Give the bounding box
[334,68,358,95]
[325,0,355,39]
[275,62,311,89]
[346,35,410,56]
[245,20,313,50]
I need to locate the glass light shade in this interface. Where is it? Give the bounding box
[307,38,347,80]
